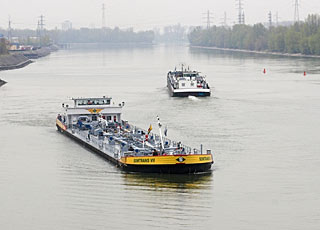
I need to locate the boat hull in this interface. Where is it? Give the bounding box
[120,163,212,174]
[171,91,211,97]
[167,79,211,97]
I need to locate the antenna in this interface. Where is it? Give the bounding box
[102,3,106,28]
[294,0,300,23]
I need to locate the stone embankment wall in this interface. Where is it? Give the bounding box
[0,53,33,71]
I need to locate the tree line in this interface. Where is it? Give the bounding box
[50,27,154,44]
[188,14,320,55]
[0,27,154,45]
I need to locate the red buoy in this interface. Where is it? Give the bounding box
[304,71,306,76]
[263,68,266,74]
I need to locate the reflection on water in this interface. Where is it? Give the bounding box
[122,172,213,191]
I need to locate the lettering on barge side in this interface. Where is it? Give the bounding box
[133,158,156,163]
[199,156,211,161]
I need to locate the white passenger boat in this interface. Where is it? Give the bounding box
[167,65,211,97]
[56,96,213,174]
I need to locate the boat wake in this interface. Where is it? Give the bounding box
[188,95,200,101]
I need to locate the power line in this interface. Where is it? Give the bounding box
[242,11,245,24]
[8,16,12,42]
[38,15,45,45]
[223,12,227,26]
[102,3,106,28]
[294,0,300,23]
[39,15,45,31]
[236,0,245,24]
[268,11,272,28]
[203,10,214,29]
[220,12,230,27]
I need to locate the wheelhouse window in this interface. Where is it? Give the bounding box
[103,99,110,105]
[76,98,111,106]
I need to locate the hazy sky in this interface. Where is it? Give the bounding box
[0,0,319,30]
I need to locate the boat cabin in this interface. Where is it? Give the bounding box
[61,97,124,128]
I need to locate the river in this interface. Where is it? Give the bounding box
[0,44,320,230]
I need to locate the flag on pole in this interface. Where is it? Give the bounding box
[148,124,152,134]
[164,126,168,136]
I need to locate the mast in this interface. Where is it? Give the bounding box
[157,116,165,154]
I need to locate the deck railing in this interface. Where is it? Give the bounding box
[123,122,202,155]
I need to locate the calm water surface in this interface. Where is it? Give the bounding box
[0,44,320,230]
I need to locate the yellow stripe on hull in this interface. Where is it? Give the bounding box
[120,154,213,165]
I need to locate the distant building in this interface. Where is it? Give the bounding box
[61,20,72,31]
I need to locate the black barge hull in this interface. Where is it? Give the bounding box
[121,163,212,174]
[171,91,211,97]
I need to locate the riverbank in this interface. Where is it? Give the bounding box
[191,46,320,59]
[0,45,59,71]
[0,53,33,71]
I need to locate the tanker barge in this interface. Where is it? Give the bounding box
[56,96,213,174]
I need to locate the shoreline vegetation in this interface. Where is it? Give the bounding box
[0,27,154,45]
[190,45,320,59]
[189,14,320,57]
